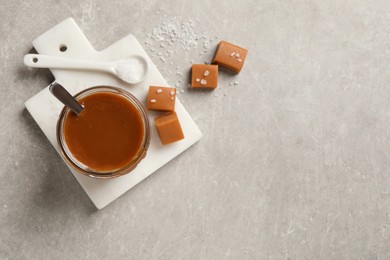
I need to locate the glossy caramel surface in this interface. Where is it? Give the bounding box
[64,92,144,172]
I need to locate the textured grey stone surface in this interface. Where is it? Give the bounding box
[2,0,390,259]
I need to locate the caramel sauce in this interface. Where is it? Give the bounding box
[63,92,144,172]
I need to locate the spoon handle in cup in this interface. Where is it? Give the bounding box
[49,83,84,115]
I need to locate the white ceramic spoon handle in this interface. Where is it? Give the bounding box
[23,54,114,73]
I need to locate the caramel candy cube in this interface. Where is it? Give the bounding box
[154,112,184,145]
[212,41,248,73]
[147,86,176,112]
[191,64,218,89]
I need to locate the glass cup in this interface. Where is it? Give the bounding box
[56,86,150,179]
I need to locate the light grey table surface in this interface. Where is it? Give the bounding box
[2,0,390,259]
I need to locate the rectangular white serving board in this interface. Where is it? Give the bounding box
[24,18,202,209]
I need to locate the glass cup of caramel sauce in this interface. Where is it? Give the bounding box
[56,86,150,179]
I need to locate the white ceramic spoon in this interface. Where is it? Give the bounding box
[24,54,149,84]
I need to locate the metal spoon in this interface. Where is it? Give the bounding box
[23,54,149,84]
[49,82,84,115]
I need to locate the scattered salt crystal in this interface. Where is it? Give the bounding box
[234,81,239,85]
[160,57,165,62]
[156,89,163,93]
[230,52,236,57]
[155,11,160,15]
[235,53,240,58]
[157,52,163,56]
[238,58,242,62]
[200,79,207,85]
[171,97,174,100]
[203,40,211,49]
[196,78,201,82]
[204,70,209,76]
[150,99,157,103]
[170,90,175,95]
[151,47,156,52]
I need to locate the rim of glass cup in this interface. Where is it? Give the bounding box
[56,86,150,179]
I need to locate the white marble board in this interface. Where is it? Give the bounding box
[24,18,202,209]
